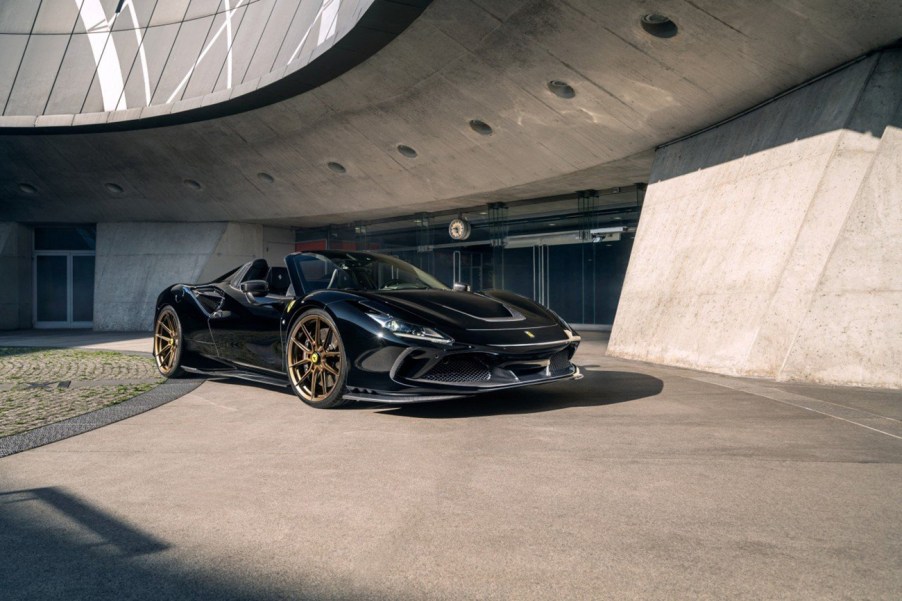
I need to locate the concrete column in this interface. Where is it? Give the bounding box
[609,49,902,389]
[0,223,32,330]
[94,222,293,331]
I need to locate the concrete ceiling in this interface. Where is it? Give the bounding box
[1,0,900,227]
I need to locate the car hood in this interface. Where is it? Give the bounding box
[359,289,558,333]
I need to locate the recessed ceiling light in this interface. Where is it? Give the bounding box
[641,14,678,38]
[104,182,123,194]
[547,80,575,99]
[469,119,493,136]
[257,172,275,183]
[397,144,418,158]
[18,183,36,194]
[327,161,347,174]
[183,178,203,191]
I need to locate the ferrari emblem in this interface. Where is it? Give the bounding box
[525,331,535,338]
[310,352,320,364]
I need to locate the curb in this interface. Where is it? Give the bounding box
[0,378,203,458]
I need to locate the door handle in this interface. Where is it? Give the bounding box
[211,310,232,319]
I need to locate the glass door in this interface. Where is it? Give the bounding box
[34,252,95,328]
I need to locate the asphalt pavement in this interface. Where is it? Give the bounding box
[1,333,900,600]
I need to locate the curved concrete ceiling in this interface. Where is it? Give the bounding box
[1,0,900,227]
[0,0,376,125]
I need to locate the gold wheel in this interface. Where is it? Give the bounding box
[154,307,183,377]
[287,311,346,407]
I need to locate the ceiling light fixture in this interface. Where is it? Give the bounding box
[257,172,275,183]
[397,144,418,158]
[641,14,678,38]
[327,161,347,174]
[547,80,575,99]
[469,119,493,136]
[18,183,36,194]
[105,182,123,194]
[183,178,203,191]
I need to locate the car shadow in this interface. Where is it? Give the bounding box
[375,369,664,418]
[189,368,664,418]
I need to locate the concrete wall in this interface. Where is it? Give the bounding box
[609,50,902,389]
[94,222,293,331]
[0,223,32,329]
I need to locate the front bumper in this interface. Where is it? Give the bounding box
[342,365,582,404]
[343,335,582,403]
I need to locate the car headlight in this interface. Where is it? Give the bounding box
[366,312,453,345]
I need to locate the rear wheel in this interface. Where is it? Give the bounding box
[287,309,348,408]
[154,306,184,378]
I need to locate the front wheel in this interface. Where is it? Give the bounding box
[286,309,348,408]
[154,305,184,378]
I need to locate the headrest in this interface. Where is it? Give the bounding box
[244,258,269,282]
[267,267,290,295]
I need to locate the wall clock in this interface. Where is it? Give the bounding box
[449,217,471,241]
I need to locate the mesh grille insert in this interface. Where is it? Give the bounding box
[421,356,491,383]
[549,350,571,374]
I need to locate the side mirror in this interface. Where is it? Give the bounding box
[239,279,269,297]
[453,282,471,292]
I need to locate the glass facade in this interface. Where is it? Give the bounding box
[296,186,644,328]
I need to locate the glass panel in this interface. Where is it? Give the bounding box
[592,238,634,325]
[72,255,95,323]
[36,255,68,322]
[34,226,96,251]
[449,251,484,290]
[501,247,534,300]
[432,250,454,288]
[547,244,584,324]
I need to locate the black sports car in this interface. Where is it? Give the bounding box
[153,251,581,408]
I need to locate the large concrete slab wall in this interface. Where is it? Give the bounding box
[0,222,32,330]
[94,222,293,331]
[609,50,901,389]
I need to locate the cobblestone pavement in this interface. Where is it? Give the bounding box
[0,347,163,437]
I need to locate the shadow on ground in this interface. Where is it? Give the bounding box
[378,370,664,418]
[202,368,663,418]
[0,487,369,600]
[0,347,46,358]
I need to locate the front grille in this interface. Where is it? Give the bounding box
[420,356,491,383]
[549,350,571,374]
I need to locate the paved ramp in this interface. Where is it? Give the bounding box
[2,340,900,600]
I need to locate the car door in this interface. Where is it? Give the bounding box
[185,285,224,356]
[208,283,285,373]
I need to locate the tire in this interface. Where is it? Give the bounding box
[154,305,185,378]
[286,309,348,408]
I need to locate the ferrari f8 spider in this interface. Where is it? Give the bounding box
[153,251,581,408]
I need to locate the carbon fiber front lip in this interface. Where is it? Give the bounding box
[343,367,582,404]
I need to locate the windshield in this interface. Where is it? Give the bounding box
[288,251,449,294]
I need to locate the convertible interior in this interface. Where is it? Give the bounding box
[234,259,293,300]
